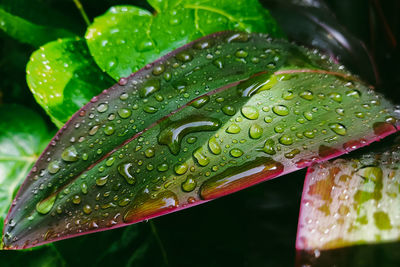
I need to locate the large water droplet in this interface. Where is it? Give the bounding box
[328,123,347,136]
[249,124,263,139]
[272,105,289,116]
[61,146,78,162]
[191,95,210,109]
[36,193,57,214]
[241,106,259,120]
[48,160,61,174]
[193,147,210,166]
[97,103,109,113]
[140,79,160,98]
[208,136,221,155]
[158,116,221,155]
[182,175,197,192]
[200,157,284,200]
[118,163,136,185]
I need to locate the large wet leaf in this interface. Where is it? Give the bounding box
[0,105,53,244]
[85,1,283,80]
[3,31,399,249]
[296,140,400,266]
[26,38,114,127]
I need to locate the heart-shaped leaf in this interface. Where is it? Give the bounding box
[85,1,283,80]
[3,31,399,249]
[296,140,400,266]
[26,38,114,127]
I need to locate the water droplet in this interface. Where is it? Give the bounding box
[97,103,108,113]
[226,123,241,134]
[222,105,236,116]
[235,49,248,58]
[140,79,160,98]
[152,65,165,75]
[158,116,221,155]
[72,195,81,204]
[206,136,221,155]
[174,163,188,175]
[194,39,213,49]
[61,146,79,162]
[272,105,289,116]
[303,130,315,139]
[346,89,361,98]
[249,124,263,139]
[282,90,295,100]
[284,149,300,159]
[300,90,314,100]
[36,193,57,214]
[118,108,132,118]
[230,148,243,158]
[212,59,223,69]
[89,125,100,135]
[200,157,283,200]
[145,148,155,158]
[241,106,259,120]
[103,123,115,135]
[176,51,193,62]
[328,92,342,103]
[96,175,108,186]
[226,32,250,43]
[120,92,129,100]
[193,147,210,166]
[279,135,294,145]
[143,105,158,113]
[123,191,178,223]
[191,95,210,108]
[48,160,61,174]
[157,163,169,172]
[118,163,136,185]
[81,182,88,194]
[303,111,313,121]
[328,123,347,136]
[182,175,197,192]
[263,139,276,155]
[83,204,92,214]
[335,108,345,116]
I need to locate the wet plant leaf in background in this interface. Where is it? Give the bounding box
[26,38,114,127]
[85,0,284,80]
[3,31,399,249]
[297,140,400,266]
[0,105,53,237]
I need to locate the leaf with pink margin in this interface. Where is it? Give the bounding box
[3,31,399,249]
[296,141,400,266]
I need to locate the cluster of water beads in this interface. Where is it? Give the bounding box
[4,32,399,249]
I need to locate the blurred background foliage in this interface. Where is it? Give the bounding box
[0,0,398,266]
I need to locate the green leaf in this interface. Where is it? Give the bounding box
[0,8,74,47]
[0,104,53,244]
[3,32,399,249]
[26,38,114,127]
[85,1,283,80]
[296,141,400,266]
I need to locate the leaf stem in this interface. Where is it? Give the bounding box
[73,0,90,27]
[149,220,169,266]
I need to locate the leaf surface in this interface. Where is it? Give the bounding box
[85,1,283,80]
[26,38,114,127]
[296,141,400,266]
[3,32,399,249]
[0,105,53,245]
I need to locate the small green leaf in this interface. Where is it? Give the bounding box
[26,38,114,127]
[0,104,53,244]
[0,8,74,46]
[296,141,400,265]
[4,32,399,249]
[85,1,283,80]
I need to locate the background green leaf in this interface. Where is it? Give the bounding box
[0,104,53,237]
[86,0,284,80]
[26,38,114,127]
